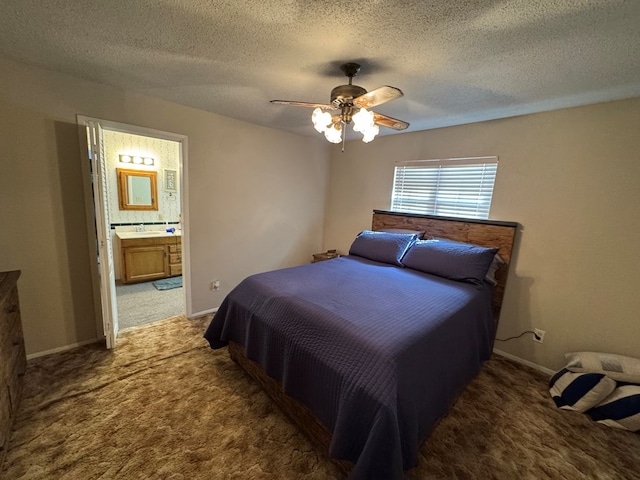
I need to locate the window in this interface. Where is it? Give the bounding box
[390,156,498,219]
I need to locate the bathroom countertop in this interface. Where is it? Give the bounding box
[116,230,182,240]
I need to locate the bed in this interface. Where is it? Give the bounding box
[204,210,518,479]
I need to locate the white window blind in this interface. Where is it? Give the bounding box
[391,156,498,219]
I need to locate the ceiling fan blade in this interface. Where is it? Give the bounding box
[353,86,404,109]
[373,112,410,130]
[270,100,334,109]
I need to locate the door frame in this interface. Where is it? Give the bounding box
[77,115,190,345]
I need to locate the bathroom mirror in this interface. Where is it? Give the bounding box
[116,168,158,211]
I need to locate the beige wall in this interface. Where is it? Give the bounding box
[0,56,329,356]
[324,98,640,371]
[3,52,638,370]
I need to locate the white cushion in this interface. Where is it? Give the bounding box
[485,253,505,286]
[565,352,640,384]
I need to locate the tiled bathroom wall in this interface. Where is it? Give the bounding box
[103,130,181,228]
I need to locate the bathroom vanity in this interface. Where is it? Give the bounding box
[116,231,182,284]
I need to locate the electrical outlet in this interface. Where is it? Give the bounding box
[533,328,545,343]
[210,280,220,291]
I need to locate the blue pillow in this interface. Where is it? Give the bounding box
[401,239,498,286]
[348,230,418,266]
[378,228,425,239]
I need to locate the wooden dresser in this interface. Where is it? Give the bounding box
[0,270,26,466]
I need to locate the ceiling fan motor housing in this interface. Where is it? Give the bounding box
[331,84,367,109]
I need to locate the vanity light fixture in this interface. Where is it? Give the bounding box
[119,154,155,166]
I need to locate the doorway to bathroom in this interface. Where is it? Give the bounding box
[115,278,184,330]
[78,116,190,348]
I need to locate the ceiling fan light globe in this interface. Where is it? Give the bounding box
[312,108,332,133]
[352,107,375,133]
[324,124,342,143]
[361,124,379,143]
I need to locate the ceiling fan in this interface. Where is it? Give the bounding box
[270,62,409,148]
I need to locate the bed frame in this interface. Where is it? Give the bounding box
[229,210,519,476]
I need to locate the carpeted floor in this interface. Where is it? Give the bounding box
[3,316,639,479]
[116,280,184,330]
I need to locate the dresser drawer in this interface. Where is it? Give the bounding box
[5,349,25,412]
[169,264,182,276]
[0,286,15,318]
[0,385,10,452]
[1,292,22,339]
[1,324,25,386]
[168,243,181,254]
[1,292,21,360]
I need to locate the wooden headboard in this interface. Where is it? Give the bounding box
[371,210,518,325]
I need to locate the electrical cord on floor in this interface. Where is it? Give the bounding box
[496,330,541,342]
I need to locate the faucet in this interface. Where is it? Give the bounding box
[136,224,146,232]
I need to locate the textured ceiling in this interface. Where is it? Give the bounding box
[1,0,639,139]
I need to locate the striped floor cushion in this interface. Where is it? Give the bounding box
[587,384,640,432]
[549,368,617,413]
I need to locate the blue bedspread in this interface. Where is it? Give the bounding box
[204,256,495,479]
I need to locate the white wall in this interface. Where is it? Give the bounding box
[324,98,640,371]
[0,56,329,356]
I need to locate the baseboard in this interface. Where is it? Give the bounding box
[28,312,215,360]
[188,307,218,319]
[27,338,100,360]
[493,349,555,376]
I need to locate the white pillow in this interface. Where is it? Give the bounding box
[565,352,640,384]
[485,253,505,286]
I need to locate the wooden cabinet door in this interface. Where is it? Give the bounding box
[122,246,168,284]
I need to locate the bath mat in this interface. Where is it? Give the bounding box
[153,276,182,290]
